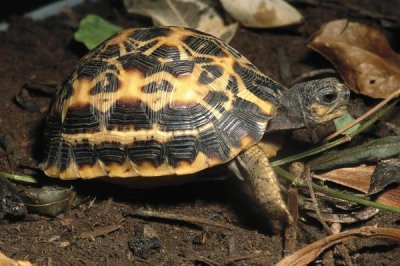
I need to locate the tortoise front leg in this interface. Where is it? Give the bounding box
[228,144,292,226]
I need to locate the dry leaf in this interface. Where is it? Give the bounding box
[220,0,303,28]
[315,165,400,208]
[308,19,400,98]
[314,165,374,193]
[123,0,238,42]
[376,186,400,208]
[0,251,35,266]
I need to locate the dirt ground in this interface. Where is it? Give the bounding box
[0,1,400,265]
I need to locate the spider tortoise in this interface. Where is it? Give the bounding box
[42,26,349,224]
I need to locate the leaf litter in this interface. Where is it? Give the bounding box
[309,19,400,99]
[220,0,303,28]
[123,0,238,42]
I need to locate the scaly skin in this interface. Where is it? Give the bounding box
[229,144,292,228]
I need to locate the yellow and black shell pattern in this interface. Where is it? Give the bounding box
[43,26,284,180]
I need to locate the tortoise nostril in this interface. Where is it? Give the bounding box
[343,89,350,101]
[321,92,338,104]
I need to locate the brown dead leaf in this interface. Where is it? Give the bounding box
[0,251,35,266]
[123,0,238,42]
[314,165,400,208]
[308,19,400,98]
[314,165,374,193]
[220,0,303,28]
[376,186,400,207]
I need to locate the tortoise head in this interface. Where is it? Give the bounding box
[267,78,350,132]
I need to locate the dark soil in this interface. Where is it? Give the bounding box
[1,1,400,265]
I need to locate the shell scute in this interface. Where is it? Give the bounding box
[44,26,284,179]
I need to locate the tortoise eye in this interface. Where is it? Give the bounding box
[320,91,338,104]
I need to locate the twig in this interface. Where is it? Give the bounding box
[284,162,302,257]
[304,164,354,265]
[79,224,122,239]
[284,186,299,257]
[325,88,400,142]
[223,252,263,264]
[194,256,221,266]
[132,209,242,231]
[304,164,331,233]
[275,226,400,266]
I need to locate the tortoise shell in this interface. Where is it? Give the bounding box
[43,26,284,179]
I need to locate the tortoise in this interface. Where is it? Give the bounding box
[43,26,349,223]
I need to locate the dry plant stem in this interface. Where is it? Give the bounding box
[195,256,221,266]
[273,166,400,213]
[325,88,400,142]
[304,164,331,233]
[223,253,263,264]
[79,224,122,239]
[275,226,400,266]
[284,186,299,257]
[304,166,354,265]
[271,98,400,167]
[133,209,242,231]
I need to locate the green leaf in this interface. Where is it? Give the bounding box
[310,136,400,170]
[334,112,360,135]
[74,14,122,49]
[1,171,38,183]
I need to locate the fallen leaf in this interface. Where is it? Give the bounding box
[0,251,35,266]
[220,0,303,28]
[376,186,400,208]
[310,136,400,171]
[74,14,122,49]
[314,165,400,208]
[308,19,400,98]
[314,165,374,193]
[123,0,238,42]
[369,158,400,194]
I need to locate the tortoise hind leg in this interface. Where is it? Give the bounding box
[228,144,292,227]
